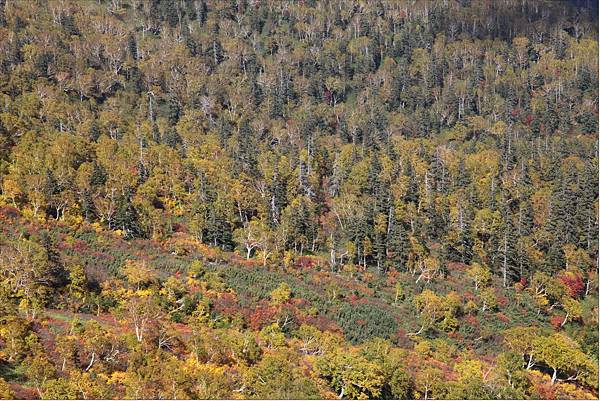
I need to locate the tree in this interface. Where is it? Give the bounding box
[80,320,119,372]
[65,262,88,312]
[258,323,286,349]
[0,315,36,362]
[233,219,267,260]
[467,262,491,291]
[122,259,158,291]
[317,348,386,399]
[120,292,164,343]
[24,351,57,398]
[0,378,14,399]
[503,326,541,370]
[535,333,597,385]
[447,359,493,399]
[41,378,79,400]
[270,282,292,306]
[393,281,404,305]
[389,368,414,399]
[561,298,583,327]
[0,238,53,318]
[415,366,445,400]
[412,289,456,335]
[479,288,498,312]
[244,350,321,399]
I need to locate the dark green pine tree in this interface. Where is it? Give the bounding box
[576,110,597,134]
[549,172,578,245]
[162,128,182,150]
[269,169,287,225]
[204,206,233,251]
[453,158,470,192]
[78,189,96,222]
[575,161,599,251]
[0,0,6,28]
[431,148,448,194]
[543,175,577,272]
[403,161,419,205]
[497,201,519,287]
[445,212,474,265]
[90,162,107,187]
[386,212,409,271]
[196,0,207,25]
[113,191,145,239]
[167,97,181,125]
[235,119,257,174]
[515,200,534,280]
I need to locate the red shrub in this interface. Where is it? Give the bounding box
[495,312,510,323]
[496,295,509,308]
[559,271,585,298]
[77,239,91,251]
[0,205,20,220]
[296,256,319,269]
[465,315,479,327]
[463,291,476,301]
[304,315,341,333]
[247,305,278,330]
[447,262,468,272]
[348,294,362,304]
[172,222,187,233]
[213,293,240,317]
[11,384,38,400]
[535,382,556,400]
[395,328,412,348]
[385,270,399,286]
[240,258,259,268]
[550,315,564,330]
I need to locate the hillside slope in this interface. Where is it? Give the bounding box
[0,0,598,399]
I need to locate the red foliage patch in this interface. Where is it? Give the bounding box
[11,384,38,400]
[496,295,509,308]
[72,239,90,252]
[495,312,510,323]
[239,258,259,268]
[559,271,585,298]
[213,293,240,317]
[395,328,412,348]
[348,294,362,304]
[0,205,20,220]
[447,262,469,272]
[465,314,479,327]
[550,315,564,330]
[534,381,556,400]
[304,315,341,333]
[385,270,399,286]
[463,291,476,301]
[289,298,309,308]
[295,256,319,270]
[246,304,278,330]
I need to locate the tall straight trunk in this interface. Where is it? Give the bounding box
[502,231,508,288]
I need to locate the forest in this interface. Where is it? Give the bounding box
[0,0,598,399]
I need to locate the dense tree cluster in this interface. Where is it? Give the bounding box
[0,0,597,399]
